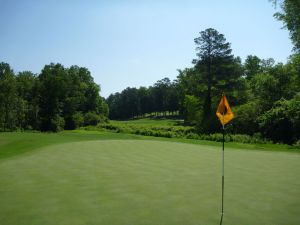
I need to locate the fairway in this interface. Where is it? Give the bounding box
[0,140,299,225]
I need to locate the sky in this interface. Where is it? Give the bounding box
[0,0,293,97]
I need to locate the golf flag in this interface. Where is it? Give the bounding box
[216,94,234,126]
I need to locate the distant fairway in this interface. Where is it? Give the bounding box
[0,139,299,225]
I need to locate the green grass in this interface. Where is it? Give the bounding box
[0,131,300,225]
[0,131,145,160]
[0,130,299,162]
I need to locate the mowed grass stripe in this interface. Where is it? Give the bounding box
[0,140,299,225]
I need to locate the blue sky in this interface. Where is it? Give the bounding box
[0,0,292,97]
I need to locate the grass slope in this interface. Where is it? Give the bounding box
[1,130,299,162]
[0,131,144,160]
[0,139,299,225]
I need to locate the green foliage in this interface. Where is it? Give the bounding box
[0,62,107,132]
[65,112,84,130]
[274,0,300,52]
[117,118,181,126]
[50,115,65,132]
[250,73,279,110]
[90,119,271,145]
[293,140,300,148]
[183,95,201,125]
[231,101,261,135]
[258,93,300,144]
[99,98,109,117]
[72,112,84,128]
[187,132,270,144]
[0,63,19,131]
[95,120,194,139]
[286,54,300,90]
[244,55,261,79]
[38,63,68,131]
[16,71,38,130]
[84,111,103,126]
[193,28,243,119]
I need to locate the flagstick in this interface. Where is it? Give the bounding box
[216,94,234,225]
[220,125,225,225]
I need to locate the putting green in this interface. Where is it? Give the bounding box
[0,140,299,225]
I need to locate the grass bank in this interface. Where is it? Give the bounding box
[1,129,299,163]
[0,131,142,160]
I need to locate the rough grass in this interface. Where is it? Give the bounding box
[112,118,184,126]
[0,136,299,225]
[87,118,300,151]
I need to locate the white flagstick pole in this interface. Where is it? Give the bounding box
[220,124,225,225]
[220,115,225,225]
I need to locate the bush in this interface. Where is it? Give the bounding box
[258,94,300,144]
[50,115,65,132]
[72,112,84,128]
[186,133,200,139]
[92,120,271,144]
[231,101,261,135]
[65,112,84,130]
[293,140,300,148]
[229,134,269,144]
[183,95,201,125]
[84,112,102,126]
[208,133,223,142]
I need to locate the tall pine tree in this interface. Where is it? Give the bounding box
[193,28,243,131]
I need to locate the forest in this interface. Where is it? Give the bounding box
[0,0,299,144]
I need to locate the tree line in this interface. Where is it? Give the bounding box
[0,63,108,132]
[107,0,300,144]
[107,77,180,120]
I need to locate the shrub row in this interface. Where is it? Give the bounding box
[96,123,195,138]
[85,122,272,145]
[185,133,271,144]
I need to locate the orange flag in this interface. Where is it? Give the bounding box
[216,94,234,126]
